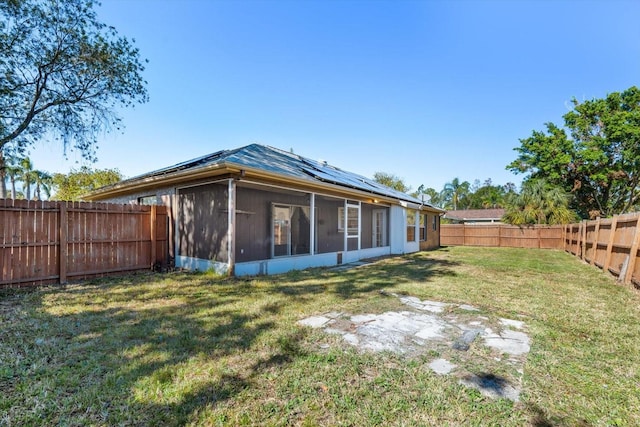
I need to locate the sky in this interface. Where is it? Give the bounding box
[30,0,640,193]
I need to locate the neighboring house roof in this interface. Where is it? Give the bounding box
[444,208,505,222]
[88,144,443,211]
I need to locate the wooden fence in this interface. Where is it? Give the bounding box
[441,214,640,287]
[1,199,169,287]
[564,212,640,287]
[441,224,565,249]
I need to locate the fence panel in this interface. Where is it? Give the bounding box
[539,225,565,249]
[441,224,564,249]
[0,199,168,287]
[592,219,612,267]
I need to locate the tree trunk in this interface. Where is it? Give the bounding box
[0,172,6,199]
[0,152,5,199]
[10,177,16,199]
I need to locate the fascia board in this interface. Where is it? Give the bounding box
[85,163,237,200]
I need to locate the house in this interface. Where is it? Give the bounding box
[443,208,505,224]
[86,144,444,276]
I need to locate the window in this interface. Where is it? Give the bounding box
[406,209,417,242]
[419,214,427,241]
[432,215,438,231]
[338,206,359,236]
[272,204,311,257]
[138,195,157,205]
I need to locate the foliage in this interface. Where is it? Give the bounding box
[373,171,411,193]
[503,179,577,225]
[0,0,148,160]
[414,179,515,210]
[51,166,123,200]
[439,177,470,210]
[414,185,442,206]
[508,86,640,218]
[462,179,516,209]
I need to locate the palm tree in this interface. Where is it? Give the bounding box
[33,170,52,200]
[0,150,6,199]
[503,179,577,225]
[7,162,21,199]
[1,151,22,199]
[440,178,471,210]
[19,157,35,200]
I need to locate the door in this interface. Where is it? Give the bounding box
[372,209,388,247]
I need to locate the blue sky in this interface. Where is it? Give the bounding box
[31,0,640,193]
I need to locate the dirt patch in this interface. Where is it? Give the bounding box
[298,291,530,401]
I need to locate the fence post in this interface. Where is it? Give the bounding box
[590,218,601,266]
[59,203,67,284]
[580,220,587,260]
[574,222,581,257]
[603,215,619,272]
[498,224,502,248]
[150,204,157,269]
[460,224,464,246]
[623,214,640,285]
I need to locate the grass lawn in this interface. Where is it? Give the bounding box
[1,246,639,426]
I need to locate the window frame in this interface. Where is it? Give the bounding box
[406,209,417,242]
[419,213,427,241]
[338,206,359,236]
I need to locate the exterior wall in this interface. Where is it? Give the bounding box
[420,212,441,250]
[176,256,228,274]
[389,205,407,254]
[99,187,175,205]
[235,246,392,276]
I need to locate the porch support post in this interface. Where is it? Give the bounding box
[343,199,348,253]
[227,178,236,276]
[310,193,315,255]
[357,201,361,250]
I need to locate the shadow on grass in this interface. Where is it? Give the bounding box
[1,252,460,425]
[525,403,585,427]
[271,252,461,300]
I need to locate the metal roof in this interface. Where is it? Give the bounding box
[98,144,441,209]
